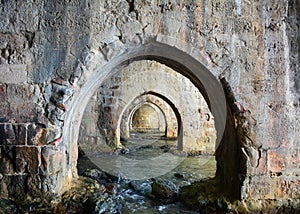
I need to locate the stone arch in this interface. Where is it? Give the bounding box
[96,59,215,152]
[65,40,238,199]
[120,94,178,141]
[66,40,225,165]
[116,90,183,150]
[127,102,166,135]
[129,102,165,133]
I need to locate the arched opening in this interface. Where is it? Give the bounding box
[118,92,180,151]
[130,103,165,134]
[66,41,238,202]
[93,59,212,153]
[120,93,179,142]
[128,103,167,145]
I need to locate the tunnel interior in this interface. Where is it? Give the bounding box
[70,42,238,210]
[78,59,217,154]
[0,1,298,212]
[76,59,223,212]
[130,103,166,134]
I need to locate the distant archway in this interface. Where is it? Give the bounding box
[116,91,183,149]
[120,93,178,142]
[130,103,165,133]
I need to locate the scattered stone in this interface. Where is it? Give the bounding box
[188,150,202,156]
[179,178,231,213]
[129,180,152,195]
[54,200,84,214]
[94,196,122,214]
[104,183,118,195]
[160,144,170,152]
[82,169,108,183]
[151,180,178,204]
[116,147,129,154]
[174,172,184,179]
[21,202,53,214]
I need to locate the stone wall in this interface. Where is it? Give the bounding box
[78,93,106,149]
[0,0,299,202]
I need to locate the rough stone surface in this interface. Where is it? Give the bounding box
[0,0,298,204]
[267,150,285,173]
[0,123,26,145]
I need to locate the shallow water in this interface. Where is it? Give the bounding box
[78,132,216,213]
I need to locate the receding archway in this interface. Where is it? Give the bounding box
[65,40,238,199]
[120,93,178,141]
[96,60,216,152]
[115,90,183,150]
[130,103,165,133]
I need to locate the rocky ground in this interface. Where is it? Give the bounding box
[1,168,300,214]
[1,139,299,214]
[1,169,299,214]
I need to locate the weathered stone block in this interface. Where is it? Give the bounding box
[276,177,300,198]
[3,84,36,122]
[0,64,27,84]
[41,146,63,174]
[0,146,15,174]
[27,124,47,145]
[15,146,40,174]
[0,174,27,201]
[46,103,65,125]
[28,173,62,197]
[6,84,33,103]
[0,103,12,122]
[0,123,26,145]
[248,175,277,200]
[14,124,27,145]
[10,102,36,123]
[267,150,285,173]
[50,83,74,106]
[263,140,281,150]
[0,173,62,200]
[284,148,300,172]
[45,125,62,144]
[0,123,14,145]
[0,84,7,102]
[247,149,267,175]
